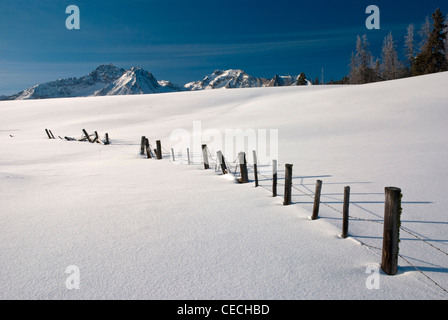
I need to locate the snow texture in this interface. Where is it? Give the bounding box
[0,72,447,299]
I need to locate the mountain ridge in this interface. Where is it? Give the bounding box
[1,64,307,100]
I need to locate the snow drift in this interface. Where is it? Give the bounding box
[0,72,447,299]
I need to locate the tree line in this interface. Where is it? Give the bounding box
[348,8,448,84]
[298,8,448,86]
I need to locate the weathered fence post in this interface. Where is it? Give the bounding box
[187,148,191,165]
[83,129,92,143]
[93,131,99,143]
[156,140,162,160]
[381,187,402,276]
[217,151,228,174]
[171,148,175,162]
[283,164,293,205]
[311,180,323,220]
[202,144,209,169]
[272,160,278,197]
[253,150,259,187]
[145,138,152,158]
[104,133,110,145]
[45,129,52,139]
[140,136,146,155]
[238,152,249,183]
[341,186,350,238]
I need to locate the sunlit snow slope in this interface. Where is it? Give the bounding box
[1,72,447,299]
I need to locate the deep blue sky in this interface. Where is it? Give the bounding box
[1,0,447,95]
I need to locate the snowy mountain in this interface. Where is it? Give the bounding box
[184,69,269,90]
[266,75,299,87]
[2,66,307,100]
[7,64,126,100]
[95,67,183,96]
[157,80,185,92]
[3,64,183,100]
[184,69,307,90]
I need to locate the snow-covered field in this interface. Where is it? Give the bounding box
[1,72,447,299]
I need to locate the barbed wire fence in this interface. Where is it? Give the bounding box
[140,139,448,297]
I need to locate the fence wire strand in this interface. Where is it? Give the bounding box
[158,148,448,296]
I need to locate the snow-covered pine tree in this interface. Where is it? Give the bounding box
[404,24,416,68]
[413,8,448,75]
[349,35,376,84]
[381,31,402,80]
[419,16,432,53]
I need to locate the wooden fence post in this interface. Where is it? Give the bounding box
[145,138,152,158]
[45,129,52,139]
[217,151,228,174]
[93,131,99,143]
[202,144,209,169]
[187,148,191,165]
[83,129,92,143]
[140,136,146,155]
[311,180,323,220]
[238,152,249,183]
[105,133,110,145]
[283,164,293,205]
[155,140,162,159]
[272,160,278,197]
[341,186,350,238]
[253,150,259,187]
[381,187,402,276]
[171,148,175,162]
[49,130,55,139]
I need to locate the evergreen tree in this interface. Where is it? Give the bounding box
[419,16,432,52]
[374,59,381,81]
[445,16,448,63]
[349,35,376,84]
[381,31,402,80]
[413,8,448,75]
[297,72,307,85]
[404,24,416,67]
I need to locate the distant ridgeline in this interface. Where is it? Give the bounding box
[1,65,311,101]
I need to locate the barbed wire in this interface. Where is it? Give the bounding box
[352,240,448,296]
[398,254,448,295]
[252,163,448,257]
[158,149,448,296]
[246,161,448,295]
